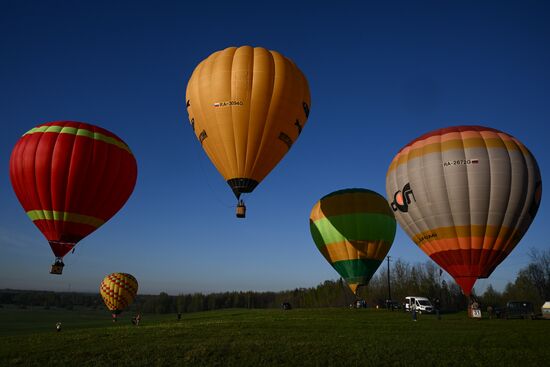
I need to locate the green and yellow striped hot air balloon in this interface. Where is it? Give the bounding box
[309,189,396,294]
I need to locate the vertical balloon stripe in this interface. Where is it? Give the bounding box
[214,48,237,177]
[214,48,238,176]
[250,51,290,177]
[91,142,121,217]
[79,130,108,218]
[64,125,91,230]
[53,130,75,237]
[444,131,468,268]
[502,138,531,247]
[232,46,251,176]
[37,131,59,239]
[198,56,230,178]
[192,51,231,178]
[246,48,275,175]
[483,133,510,268]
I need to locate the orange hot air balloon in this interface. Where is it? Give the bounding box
[186,46,311,218]
[9,121,138,274]
[100,273,138,321]
[386,125,542,296]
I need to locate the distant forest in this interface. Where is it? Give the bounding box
[2,249,548,314]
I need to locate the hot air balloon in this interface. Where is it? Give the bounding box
[100,272,138,321]
[386,125,542,296]
[309,189,396,294]
[186,46,311,218]
[9,121,138,274]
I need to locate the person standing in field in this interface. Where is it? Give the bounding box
[434,298,441,320]
[487,305,494,319]
[56,322,62,332]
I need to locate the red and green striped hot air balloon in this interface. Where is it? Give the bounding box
[9,121,138,274]
[309,189,396,294]
[100,272,138,321]
[386,125,542,296]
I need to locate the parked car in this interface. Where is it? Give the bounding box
[385,299,400,310]
[505,301,535,319]
[486,305,503,319]
[404,296,433,314]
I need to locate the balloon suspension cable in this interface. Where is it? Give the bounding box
[50,257,65,275]
[192,142,235,209]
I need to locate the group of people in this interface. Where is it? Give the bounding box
[53,295,488,331]
[57,312,143,332]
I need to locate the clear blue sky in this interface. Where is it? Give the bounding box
[1,0,548,295]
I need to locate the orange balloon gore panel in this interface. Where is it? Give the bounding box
[9,121,138,258]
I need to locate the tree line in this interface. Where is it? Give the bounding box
[2,249,548,313]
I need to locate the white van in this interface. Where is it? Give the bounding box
[541,301,550,319]
[404,296,433,314]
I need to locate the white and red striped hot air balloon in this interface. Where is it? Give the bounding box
[386,125,541,296]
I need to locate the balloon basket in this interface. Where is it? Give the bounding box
[236,202,246,218]
[50,259,64,275]
[50,264,63,274]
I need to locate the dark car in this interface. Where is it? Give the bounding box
[505,301,535,319]
[385,300,400,310]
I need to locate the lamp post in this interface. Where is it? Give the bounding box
[387,256,392,309]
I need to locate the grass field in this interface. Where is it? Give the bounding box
[1,306,549,366]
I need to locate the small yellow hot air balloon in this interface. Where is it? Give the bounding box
[100,273,138,321]
[186,46,311,218]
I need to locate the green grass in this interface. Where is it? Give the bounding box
[1,307,549,366]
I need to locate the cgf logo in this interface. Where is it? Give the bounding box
[391,183,416,212]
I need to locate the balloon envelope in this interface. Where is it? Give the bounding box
[386,125,542,295]
[9,121,137,260]
[100,273,138,315]
[185,46,311,199]
[310,189,396,293]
